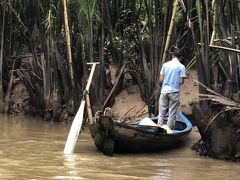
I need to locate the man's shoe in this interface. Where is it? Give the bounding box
[161,125,173,134]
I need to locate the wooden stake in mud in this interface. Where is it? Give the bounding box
[64,62,100,155]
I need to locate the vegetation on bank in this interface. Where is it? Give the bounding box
[0,0,240,161]
[0,0,194,118]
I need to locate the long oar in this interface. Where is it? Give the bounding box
[64,62,100,155]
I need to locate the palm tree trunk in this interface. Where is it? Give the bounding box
[162,0,179,64]
[62,0,75,89]
[0,0,6,104]
[210,0,216,45]
[99,2,105,101]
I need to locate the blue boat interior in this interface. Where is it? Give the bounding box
[131,112,192,134]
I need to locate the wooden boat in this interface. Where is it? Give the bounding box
[89,112,192,155]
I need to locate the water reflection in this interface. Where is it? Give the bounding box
[60,155,83,180]
[0,114,240,180]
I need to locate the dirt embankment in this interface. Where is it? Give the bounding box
[8,68,199,122]
[111,68,199,120]
[9,83,32,115]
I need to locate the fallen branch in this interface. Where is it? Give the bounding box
[124,106,136,116]
[199,94,239,107]
[135,105,147,117]
[195,80,240,108]
[102,62,128,110]
[197,43,240,53]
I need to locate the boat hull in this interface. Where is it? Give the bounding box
[89,112,192,155]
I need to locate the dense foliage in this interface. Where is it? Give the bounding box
[0,0,240,121]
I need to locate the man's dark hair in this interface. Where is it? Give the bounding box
[172,49,182,58]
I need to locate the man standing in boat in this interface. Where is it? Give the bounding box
[158,49,186,130]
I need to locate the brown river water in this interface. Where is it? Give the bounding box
[0,114,240,180]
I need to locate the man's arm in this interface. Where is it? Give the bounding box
[179,66,186,85]
[179,77,184,85]
[160,74,164,84]
[159,64,165,84]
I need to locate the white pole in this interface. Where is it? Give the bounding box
[64,62,100,155]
